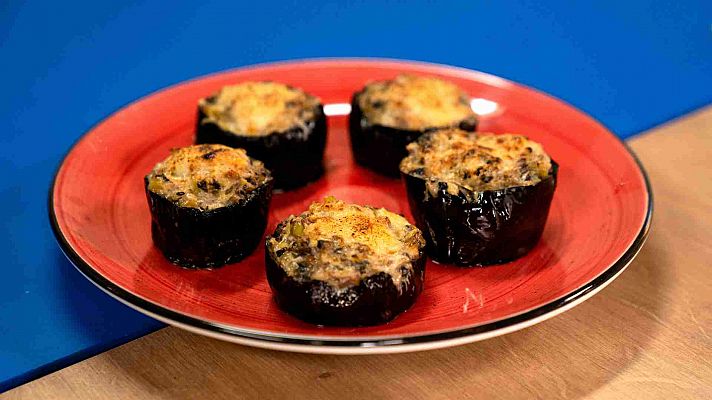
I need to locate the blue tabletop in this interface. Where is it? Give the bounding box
[1,0,711,392]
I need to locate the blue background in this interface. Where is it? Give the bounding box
[1,0,710,392]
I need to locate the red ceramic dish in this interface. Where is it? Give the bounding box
[50,59,651,354]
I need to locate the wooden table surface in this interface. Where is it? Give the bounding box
[5,107,712,399]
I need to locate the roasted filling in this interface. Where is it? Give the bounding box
[199,81,320,136]
[146,144,271,210]
[267,197,425,289]
[400,129,552,194]
[357,74,476,131]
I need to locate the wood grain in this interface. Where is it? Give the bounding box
[5,106,712,399]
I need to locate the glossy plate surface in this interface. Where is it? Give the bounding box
[50,59,651,354]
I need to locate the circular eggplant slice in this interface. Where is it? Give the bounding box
[265,244,426,326]
[195,83,327,191]
[402,165,557,266]
[348,75,477,178]
[400,130,557,266]
[145,145,273,269]
[264,198,426,326]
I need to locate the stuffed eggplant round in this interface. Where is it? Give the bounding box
[145,144,273,269]
[400,129,557,266]
[265,197,426,326]
[349,74,478,177]
[196,82,326,190]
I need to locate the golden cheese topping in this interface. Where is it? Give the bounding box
[267,197,425,290]
[146,144,271,210]
[199,81,320,136]
[400,129,552,193]
[358,74,477,131]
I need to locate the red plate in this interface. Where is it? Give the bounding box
[50,59,651,354]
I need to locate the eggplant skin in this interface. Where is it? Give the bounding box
[402,162,558,266]
[195,104,327,191]
[265,226,426,326]
[145,177,273,269]
[349,91,477,178]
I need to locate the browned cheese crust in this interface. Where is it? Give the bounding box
[358,74,476,131]
[146,144,271,210]
[266,197,425,290]
[198,81,320,136]
[400,129,552,194]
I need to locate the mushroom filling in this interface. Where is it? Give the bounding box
[146,144,271,210]
[358,74,477,131]
[199,81,320,136]
[267,197,425,290]
[400,129,552,196]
